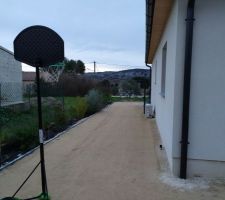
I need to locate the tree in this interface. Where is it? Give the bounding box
[133,77,150,89]
[64,59,85,74]
[76,60,85,74]
[111,83,119,95]
[96,79,111,95]
[120,79,140,96]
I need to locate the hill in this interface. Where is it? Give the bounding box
[85,68,149,83]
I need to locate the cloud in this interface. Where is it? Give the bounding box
[1,0,145,72]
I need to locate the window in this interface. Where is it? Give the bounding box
[161,42,167,98]
[154,60,157,84]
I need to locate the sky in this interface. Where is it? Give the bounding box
[0,0,146,72]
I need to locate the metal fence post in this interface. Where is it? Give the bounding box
[61,84,64,112]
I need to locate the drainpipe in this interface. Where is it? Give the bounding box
[180,0,195,179]
[146,63,151,104]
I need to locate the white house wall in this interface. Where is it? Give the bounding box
[151,0,179,169]
[0,46,23,105]
[152,0,225,177]
[186,0,225,177]
[173,0,225,178]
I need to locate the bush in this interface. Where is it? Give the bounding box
[58,73,96,97]
[85,89,104,114]
[0,109,38,150]
[43,105,67,128]
[68,97,88,119]
[75,97,88,119]
[0,108,12,127]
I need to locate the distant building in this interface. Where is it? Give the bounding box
[0,46,23,106]
[22,71,36,95]
[23,72,36,85]
[146,0,225,178]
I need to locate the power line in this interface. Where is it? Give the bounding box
[84,61,145,68]
[84,61,148,73]
[86,67,94,72]
[98,62,145,68]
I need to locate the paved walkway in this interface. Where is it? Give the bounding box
[0,102,225,199]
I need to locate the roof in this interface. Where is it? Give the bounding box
[23,72,36,81]
[0,45,14,56]
[145,0,174,64]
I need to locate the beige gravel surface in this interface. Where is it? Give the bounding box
[0,102,225,200]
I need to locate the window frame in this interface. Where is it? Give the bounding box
[161,42,167,98]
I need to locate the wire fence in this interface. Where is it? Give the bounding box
[0,82,23,107]
[0,81,65,167]
[0,77,111,167]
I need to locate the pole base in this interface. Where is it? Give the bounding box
[38,193,51,200]
[1,198,20,200]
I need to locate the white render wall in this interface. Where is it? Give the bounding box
[151,0,179,169]
[0,46,23,105]
[173,0,225,178]
[185,0,225,177]
[151,0,225,178]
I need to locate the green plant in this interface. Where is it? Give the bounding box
[67,97,87,119]
[85,89,103,114]
[0,108,38,150]
[74,97,88,119]
[54,107,67,125]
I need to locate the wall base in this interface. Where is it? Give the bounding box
[173,158,225,178]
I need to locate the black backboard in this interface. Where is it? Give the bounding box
[14,25,64,67]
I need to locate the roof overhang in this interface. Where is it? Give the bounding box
[145,0,174,64]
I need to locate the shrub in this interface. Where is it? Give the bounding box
[67,97,88,119]
[0,109,38,150]
[74,97,88,119]
[58,73,96,97]
[54,106,68,125]
[85,89,104,114]
[0,108,13,127]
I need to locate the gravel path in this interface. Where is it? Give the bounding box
[0,102,225,200]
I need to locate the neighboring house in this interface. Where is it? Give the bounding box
[0,46,23,106]
[146,0,225,178]
[23,71,36,86]
[22,72,36,95]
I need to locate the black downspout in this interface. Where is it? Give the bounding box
[180,0,195,179]
[146,64,152,104]
[143,87,146,114]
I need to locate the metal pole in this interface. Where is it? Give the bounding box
[36,66,48,194]
[143,87,146,114]
[148,67,152,104]
[146,64,152,104]
[94,61,96,74]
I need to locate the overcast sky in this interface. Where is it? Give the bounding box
[0,0,145,72]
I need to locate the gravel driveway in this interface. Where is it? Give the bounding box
[0,102,225,200]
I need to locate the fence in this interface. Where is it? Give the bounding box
[0,81,65,167]
[0,82,23,107]
[0,77,107,167]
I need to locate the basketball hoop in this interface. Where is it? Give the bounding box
[42,62,65,82]
[8,25,64,200]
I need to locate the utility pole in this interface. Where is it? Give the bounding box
[94,61,96,74]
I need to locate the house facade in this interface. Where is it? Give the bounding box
[146,0,225,178]
[0,46,23,106]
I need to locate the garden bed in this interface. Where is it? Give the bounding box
[0,90,111,167]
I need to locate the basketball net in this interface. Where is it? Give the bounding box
[42,62,64,83]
